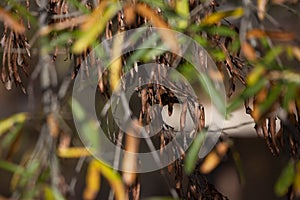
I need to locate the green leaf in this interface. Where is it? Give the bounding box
[184,130,207,174]
[263,46,283,66]
[0,112,27,137]
[1,123,23,149]
[44,186,66,200]
[71,99,86,121]
[198,73,226,116]
[0,160,24,174]
[247,65,265,86]
[283,83,296,111]
[257,84,281,115]
[227,78,267,114]
[72,2,121,53]
[275,160,295,196]
[175,0,189,29]
[232,151,245,185]
[204,25,238,37]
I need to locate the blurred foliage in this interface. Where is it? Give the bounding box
[0,0,300,199]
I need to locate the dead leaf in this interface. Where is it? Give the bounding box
[135,3,180,54]
[124,4,136,26]
[0,7,25,34]
[247,29,295,41]
[242,42,257,62]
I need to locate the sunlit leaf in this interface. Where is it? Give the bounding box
[57,147,91,158]
[184,130,206,174]
[44,186,65,200]
[201,7,244,25]
[83,160,101,200]
[175,0,189,29]
[200,141,229,174]
[275,160,295,196]
[72,1,121,53]
[0,7,25,34]
[85,159,126,200]
[257,0,268,21]
[122,120,141,186]
[291,46,300,62]
[110,32,124,92]
[247,65,265,86]
[0,113,27,137]
[124,4,136,26]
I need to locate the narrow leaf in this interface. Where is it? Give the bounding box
[247,29,295,41]
[275,160,295,196]
[72,1,121,53]
[175,0,189,29]
[57,147,91,158]
[0,7,25,34]
[184,131,206,174]
[202,7,244,25]
[91,159,126,200]
[135,3,179,54]
[0,113,27,137]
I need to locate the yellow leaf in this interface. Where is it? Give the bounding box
[200,142,229,174]
[202,7,244,25]
[0,112,27,137]
[72,1,121,53]
[247,65,265,86]
[88,159,127,200]
[257,0,268,21]
[110,32,124,92]
[175,0,190,29]
[135,3,180,54]
[84,160,101,200]
[0,7,25,34]
[57,147,91,158]
[122,120,141,186]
